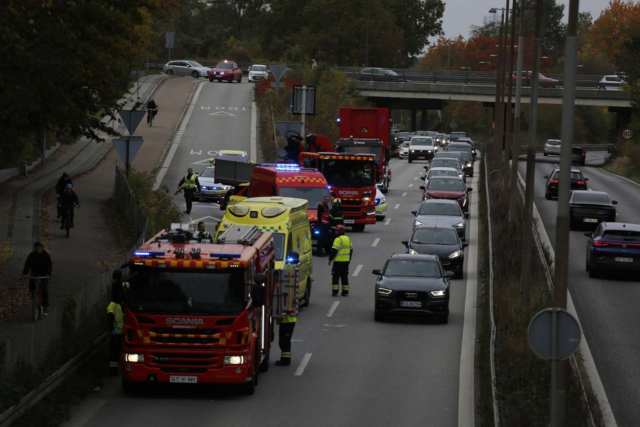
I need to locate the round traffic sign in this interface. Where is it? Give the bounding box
[622,127,634,140]
[528,308,581,361]
[449,121,457,130]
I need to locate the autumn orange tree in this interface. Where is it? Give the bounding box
[590,0,640,69]
[417,36,468,70]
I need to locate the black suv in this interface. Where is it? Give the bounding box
[544,168,588,200]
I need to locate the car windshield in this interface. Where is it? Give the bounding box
[552,172,584,180]
[419,202,462,216]
[460,153,472,162]
[217,153,248,163]
[435,152,461,159]
[431,159,461,170]
[428,179,465,191]
[606,76,622,82]
[385,69,399,76]
[252,65,267,71]
[200,167,216,178]
[448,145,472,154]
[401,142,410,148]
[216,63,234,69]
[398,132,410,138]
[451,132,466,139]
[279,186,330,210]
[572,192,609,204]
[127,269,247,315]
[428,169,458,179]
[319,159,375,187]
[272,233,285,261]
[188,61,204,67]
[547,140,561,145]
[341,146,381,162]
[384,259,442,278]
[412,228,459,245]
[411,138,433,146]
[602,230,640,240]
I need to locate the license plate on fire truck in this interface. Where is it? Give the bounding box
[344,220,355,224]
[170,376,198,384]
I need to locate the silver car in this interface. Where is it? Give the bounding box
[421,167,460,189]
[543,139,561,156]
[399,141,410,159]
[248,64,269,82]
[164,60,212,78]
[598,75,624,91]
[411,199,469,241]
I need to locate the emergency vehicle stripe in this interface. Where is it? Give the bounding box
[275,176,327,184]
[133,259,245,269]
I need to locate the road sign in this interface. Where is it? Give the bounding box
[131,69,146,77]
[450,121,457,130]
[528,308,581,361]
[118,110,146,135]
[292,85,316,115]
[622,127,634,140]
[270,82,285,88]
[270,65,287,81]
[275,122,303,141]
[112,136,144,167]
[166,32,175,49]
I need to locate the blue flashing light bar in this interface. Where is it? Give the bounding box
[286,257,296,264]
[133,251,165,257]
[314,230,320,235]
[336,117,341,123]
[275,164,301,171]
[210,252,242,259]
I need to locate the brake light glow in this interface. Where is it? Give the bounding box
[594,241,608,247]
[577,181,586,185]
[550,180,559,184]
[581,152,585,157]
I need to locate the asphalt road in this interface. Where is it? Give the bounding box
[518,153,640,427]
[62,83,481,427]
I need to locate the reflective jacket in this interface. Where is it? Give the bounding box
[277,316,297,324]
[183,174,197,190]
[107,302,124,334]
[330,235,353,262]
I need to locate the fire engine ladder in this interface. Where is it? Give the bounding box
[215,225,261,245]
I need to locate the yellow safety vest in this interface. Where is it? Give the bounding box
[183,174,197,190]
[107,302,124,334]
[277,316,297,324]
[332,235,353,262]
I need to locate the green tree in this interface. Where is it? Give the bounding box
[517,0,566,61]
[259,0,312,60]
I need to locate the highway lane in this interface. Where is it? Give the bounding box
[518,154,640,427]
[63,150,479,426]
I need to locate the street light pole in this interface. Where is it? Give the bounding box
[552,1,580,425]
[503,0,516,173]
[498,0,510,173]
[493,8,505,163]
[365,0,370,67]
[520,0,544,306]
[510,0,526,222]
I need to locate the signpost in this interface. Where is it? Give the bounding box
[622,127,633,141]
[269,65,287,96]
[293,85,316,138]
[166,32,175,62]
[116,110,147,175]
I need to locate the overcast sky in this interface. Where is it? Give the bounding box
[432,0,609,43]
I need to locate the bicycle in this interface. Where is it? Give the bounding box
[148,108,157,127]
[30,276,46,322]
[60,205,79,238]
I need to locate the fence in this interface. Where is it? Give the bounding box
[114,162,148,241]
[0,165,147,417]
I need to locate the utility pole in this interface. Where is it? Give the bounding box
[510,0,526,222]
[493,9,505,163]
[551,1,580,425]
[503,0,516,175]
[498,0,510,172]
[520,0,544,306]
[365,0,370,67]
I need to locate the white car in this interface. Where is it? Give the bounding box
[598,75,624,90]
[375,187,387,221]
[248,64,269,82]
[163,60,212,78]
[399,141,410,159]
[196,165,232,202]
[543,139,561,156]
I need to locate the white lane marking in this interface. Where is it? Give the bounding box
[326,301,340,317]
[414,177,418,180]
[153,81,205,190]
[458,167,479,427]
[408,184,414,187]
[402,192,407,197]
[295,353,313,376]
[372,238,380,247]
[250,97,257,162]
[385,218,391,225]
[352,264,363,276]
[60,398,108,427]
[394,204,400,209]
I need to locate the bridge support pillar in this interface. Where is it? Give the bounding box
[410,109,417,131]
[420,109,428,130]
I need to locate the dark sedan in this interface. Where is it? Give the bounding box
[373,254,454,323]
[422,176,473,213]
[358,68,406,82]
[569,190,617,229]
[585,222,640,278]
[402,225,468,279]
[412,199,469,240]
[544,168,588,200]
[571,147,586,165]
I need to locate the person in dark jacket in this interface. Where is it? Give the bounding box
[326,199,344,254]
[177,168,201,214]
[316,195,331,256]
[58,184,80,229]
[146,97,158,124]
[107,279,124,376]
[55,172,72,219]
[22,242,53,314]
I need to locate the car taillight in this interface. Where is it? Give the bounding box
[550,180,559,184]
[577,181,585,185]
[594,241,608,247]
[581,152,585,157]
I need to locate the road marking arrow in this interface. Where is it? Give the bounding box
[207,111,236,117]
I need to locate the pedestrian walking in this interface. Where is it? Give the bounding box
[177,168,201,214]
[328,225,353,296]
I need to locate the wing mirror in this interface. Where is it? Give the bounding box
[286,252,300,265]
[462,242,469,248]
[544,175,549,179]
[612,200,618,205]
[466,187,473,192]
[419,186,425,190]
[585,178,589,181]
[583,232,593,237]
[445,271,456,278]
[372,269,381,275]
[411,210,417,216]
[423,166,429,170]
[464,212,470,219]
[401,240,409,247]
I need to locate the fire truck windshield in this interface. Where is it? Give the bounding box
[341,146,380,162]
[319,159,374,187]
[127,269,247,315]
[279,186,331,210]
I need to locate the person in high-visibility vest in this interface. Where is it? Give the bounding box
[328,225,353,296]
[275,315,296,366]
[177,168,201,214]
[196,221,212,242]
[106,280,124,377]
[316,195,331,256]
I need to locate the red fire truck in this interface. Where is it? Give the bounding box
[299,152,377,232]
[338,108,393,193]
[116,224,295,395]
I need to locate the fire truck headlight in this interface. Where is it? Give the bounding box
[224,355,245,365]
[125,353,144,363]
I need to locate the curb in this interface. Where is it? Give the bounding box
[597,166,640,188]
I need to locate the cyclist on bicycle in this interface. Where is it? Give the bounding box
[59,183,80,230]
[22,242,52,315]
[146,97,158,124]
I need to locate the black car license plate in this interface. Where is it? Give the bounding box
[400,301,422,308]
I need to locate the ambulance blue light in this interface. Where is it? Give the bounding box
[276,164,300,171]
[133,251,165,257]
[314,230,320,235]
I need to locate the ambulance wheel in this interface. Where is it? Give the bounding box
[381,178,389,194]
[352,224,365,232]
[300,279,311,307]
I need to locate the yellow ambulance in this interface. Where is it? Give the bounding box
[216,197,313,307]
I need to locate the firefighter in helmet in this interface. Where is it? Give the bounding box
[328,225,353,296]
[276,313,296,366]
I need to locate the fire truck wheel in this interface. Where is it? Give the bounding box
[241,350,259,395]
[300,280,311,307]
[381,178,389,194]
[352,224,365,232]
[259,353,270,372]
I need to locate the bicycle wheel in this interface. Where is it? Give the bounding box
[32,290,40,322]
